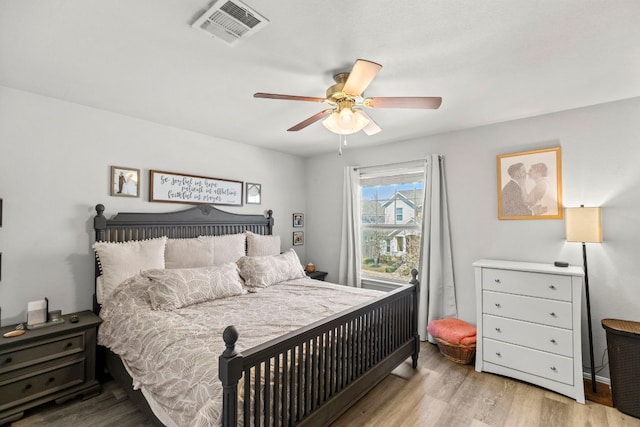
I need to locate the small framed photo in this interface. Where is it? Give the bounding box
[497,147,562,220]
[293,231,304,246]
[293,213,304,227]
[246,183,261,204]
[111,166,140,198]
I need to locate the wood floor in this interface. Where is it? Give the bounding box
[8,342,640,427]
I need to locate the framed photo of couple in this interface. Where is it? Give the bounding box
[497,147,562,220]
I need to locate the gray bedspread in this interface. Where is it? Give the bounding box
[98,274,382,426]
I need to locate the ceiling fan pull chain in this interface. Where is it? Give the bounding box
[338,134,343,156]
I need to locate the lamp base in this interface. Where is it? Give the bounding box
[584,378,612,406]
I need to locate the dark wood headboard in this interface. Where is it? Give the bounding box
[92,203,274,312]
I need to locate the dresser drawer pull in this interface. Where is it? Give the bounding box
[548,284,556,290]
[495,303,501,308]
[550,312,556,317]
[3,357,12,364]
[550,339,557,344]
[495,327,501,332]
[65,342,73,349]
[550,366,557,372]
[495,352,502,357]
[24,383,33,391]
[494,279,501,284]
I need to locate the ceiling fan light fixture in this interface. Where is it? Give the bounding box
[322,109,369,135]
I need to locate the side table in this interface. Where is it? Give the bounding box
[306,270,328,281]
[0,310,102,424]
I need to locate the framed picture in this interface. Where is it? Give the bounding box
[111,166,140,198]
[293,231,304,246]
[149,170,243,206]
[293,213,304,227]
[497,147,562,220]
[246,183,261,205]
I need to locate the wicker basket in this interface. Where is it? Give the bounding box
[435,338,476,365]
[602,318,640,419]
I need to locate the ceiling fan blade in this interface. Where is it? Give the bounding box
[342,59,382,97]
[254,93,326,103]
[363,97,442,109]
[287,109,334,131]
[358,110,382,135]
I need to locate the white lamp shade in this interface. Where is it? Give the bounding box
[322,109,369,135]
[565,207,602,243]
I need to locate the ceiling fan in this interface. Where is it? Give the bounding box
[254,59,442,136]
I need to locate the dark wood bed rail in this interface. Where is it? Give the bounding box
[220,271,420,427]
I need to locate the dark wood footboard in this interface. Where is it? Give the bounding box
[219,274,420,427]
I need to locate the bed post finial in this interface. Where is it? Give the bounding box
[219,325,243,427]
[222,325,239,357]
[266,209,274,235]
[410,268,419,286]
[94,204,107,241]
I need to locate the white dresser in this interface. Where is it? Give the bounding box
[473,259,585,404]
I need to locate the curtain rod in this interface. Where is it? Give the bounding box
[354,158,427,172]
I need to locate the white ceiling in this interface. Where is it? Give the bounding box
[1,1,639,157]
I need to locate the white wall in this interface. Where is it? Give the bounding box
[0,86,306,324]
[305,96,640,380]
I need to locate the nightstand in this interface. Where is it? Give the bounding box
[0,310,102,424]
[306,270,328,281]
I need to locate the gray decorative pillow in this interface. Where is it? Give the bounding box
[237,248,306,289]
[165,237,214,269]
[144,263,244,310]
[246,231,281,256]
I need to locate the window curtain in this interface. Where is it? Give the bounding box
[338,166,362,287]
[418,154,457,342]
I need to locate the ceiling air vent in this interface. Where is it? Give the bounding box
[191,0,269,46]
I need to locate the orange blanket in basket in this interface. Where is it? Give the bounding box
[427,318,477,345]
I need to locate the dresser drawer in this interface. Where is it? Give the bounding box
[0,334,84,374]
[0,360,85,411]
[483,314,573,357]
[483,338,574,385]
[483,291,573,329]
[482,268,572,301]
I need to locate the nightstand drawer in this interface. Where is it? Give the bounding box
[0,333,84,374]
[483,338,574,385]
[482,268,572,301]
[483,291,573,329]
[0,360,85,411]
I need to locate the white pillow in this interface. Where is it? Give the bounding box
[200,234,246,264]
[246,231,281,257]
[144,263,244,310]
[237,248,306,289]
[93,237,167,303]
[165,237,214,269]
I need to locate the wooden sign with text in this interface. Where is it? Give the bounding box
[149,170,243,206]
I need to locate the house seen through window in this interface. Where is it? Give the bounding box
[360,165,424,283]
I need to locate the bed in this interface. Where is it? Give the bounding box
[92,203,420,426]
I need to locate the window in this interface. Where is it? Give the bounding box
[359,163,424,283]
